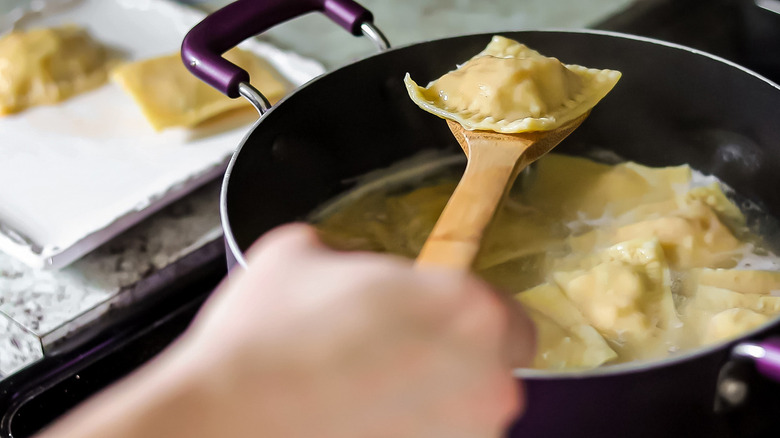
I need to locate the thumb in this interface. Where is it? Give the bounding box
[244,223,329,268]
[496,291,537,369]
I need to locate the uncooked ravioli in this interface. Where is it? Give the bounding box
[403,35,622,132]
[111,48,287,131]
[0,25,114,115]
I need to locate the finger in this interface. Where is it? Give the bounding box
[245,223,326,262]
[431,275,532,422]
[410,269,536,370]
[493,289,537,370]
[483,288,534,422]
[217,223,328,302]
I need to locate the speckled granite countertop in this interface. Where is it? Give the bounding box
[247,0,633,70]
[0,181,223,376]
[0,0,634,378]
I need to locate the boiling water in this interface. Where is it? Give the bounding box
[310,150,780,369]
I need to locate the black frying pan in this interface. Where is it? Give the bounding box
[182,1,780,436]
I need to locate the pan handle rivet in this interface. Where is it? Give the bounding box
[718,377,748,406]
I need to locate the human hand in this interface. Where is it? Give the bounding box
[37,223,535,438]
[176,223,535,438]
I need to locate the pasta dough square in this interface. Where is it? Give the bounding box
[0,25,114,115]
[111,48,287,130]
[553,238,680,360]
[516,283,617,369]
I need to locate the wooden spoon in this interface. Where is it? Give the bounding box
[415,112,590,270]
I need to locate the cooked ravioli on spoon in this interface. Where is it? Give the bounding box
[404,35,622,133]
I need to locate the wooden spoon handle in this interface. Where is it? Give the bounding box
[416,141,528,270]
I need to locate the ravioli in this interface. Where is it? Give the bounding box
[476,203,565,270]
[570,196,744,269]
[683,285,780,314]
[404,35,621,132]
[111,48,287,131]
[689,268,780,295]
[684,182,746,230]
[701,308,769,344]
[516,283,617,369]
[682,285,780,344]
[552,239,679,360]
[520,154,688,221]
[614,201,743,269]
[0,25,114,115]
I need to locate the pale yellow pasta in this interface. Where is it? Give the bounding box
[553,239,681,361]
[689,268,780,295]
[517,283,617,369]
[0,25,114,115]
[112,48,287,131]
[315,153,780,370]
[404,35,621,132]
[701,308,769,344]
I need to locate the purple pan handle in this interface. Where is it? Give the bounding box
[733,338,780,382]
[182,0,374,98]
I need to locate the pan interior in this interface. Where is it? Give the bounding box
[222,30,780,374]
[309,146,780,372]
